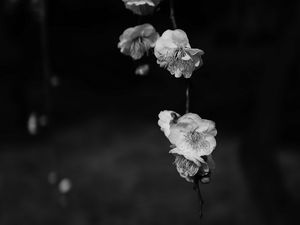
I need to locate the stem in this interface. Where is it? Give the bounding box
[193,178,204,218]
[185,79,190,113]
[169,0,191,114]
[169,0,177,29]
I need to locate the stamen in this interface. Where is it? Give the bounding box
[185,131,210,151]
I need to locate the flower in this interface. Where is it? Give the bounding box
[118,24,159,60]
[122,0,161,15]
[154,29,204,78]
[158,110,217,182]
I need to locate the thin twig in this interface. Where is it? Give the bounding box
[169,0,177,29]
[185,79,190,113]
[169,0,191,114]
[193,178,204,218]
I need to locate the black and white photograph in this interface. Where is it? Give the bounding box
[0,0,299,224]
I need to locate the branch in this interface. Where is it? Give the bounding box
[169,0,177,29]
[193,177,204,218]
[185,79,190,113]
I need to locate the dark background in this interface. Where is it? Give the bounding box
[0,0,299,224]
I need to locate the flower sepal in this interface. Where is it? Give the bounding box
[193,155,215,184]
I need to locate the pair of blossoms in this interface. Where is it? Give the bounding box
[118,24,204,78]
[158,111,217,183]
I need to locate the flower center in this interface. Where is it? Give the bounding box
[174,48,186,59]
[185,131,210,151]
[165,48,195,78]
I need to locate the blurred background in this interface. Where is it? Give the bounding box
[0,0,299,224]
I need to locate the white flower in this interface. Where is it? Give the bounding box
[168,113,217,163]
[122,0,161,15]
[118,24,159,60]
[158,111,217,182]
[154,29,204,78]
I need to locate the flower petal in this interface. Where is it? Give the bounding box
[119,27,138,43]
[170,29,190,47]
[177,113,202,129]
[138,24,156,37]
[174,69,182,78]
[181,54,191,61]
[204,135,217,154]
[169,146,204,166]
[172,154,200,182]
[195,119,216,135]
[154,36,177,58]
[125,0,155,6]
[158,110,180,137]
[186,48,204,56]
[123,0,159,15]
[155,29,190,53]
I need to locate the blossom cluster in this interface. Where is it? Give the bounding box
[118,0,204,79]
[118,25,204,78]
[158,111,217,182]
[118,0,217,184]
